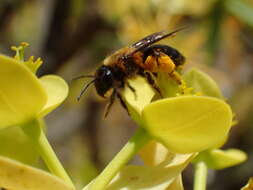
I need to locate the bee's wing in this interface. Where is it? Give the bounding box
[130,27,186,54]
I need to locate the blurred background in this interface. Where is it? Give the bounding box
[0,0,253,189]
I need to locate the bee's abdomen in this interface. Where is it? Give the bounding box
[142,44,185,67]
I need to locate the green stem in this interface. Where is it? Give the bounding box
[89,127,151,190]
[193,161,208,190]
[21,119,74,188]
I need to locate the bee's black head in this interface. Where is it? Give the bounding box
[95,65,114,97]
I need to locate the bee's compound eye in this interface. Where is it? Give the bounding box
[95,66,114,97]
[98,66,113,83]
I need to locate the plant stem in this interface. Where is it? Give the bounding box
[21,119,74,188]
[89,127,151,190]
[193,161,208,190]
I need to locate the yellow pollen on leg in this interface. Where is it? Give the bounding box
[143,55,156,70]
[157,55,175,73]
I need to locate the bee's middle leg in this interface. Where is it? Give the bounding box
[126,81,137,99]
[144,72,163,97]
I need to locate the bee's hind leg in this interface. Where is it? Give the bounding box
[168,71,182,85]
[168,71,189,95]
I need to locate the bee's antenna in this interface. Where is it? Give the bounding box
[72,75,95,81]
[77,79,96,101]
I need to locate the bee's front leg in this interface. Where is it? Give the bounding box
[116,92,129,115]
[104,90,117,117]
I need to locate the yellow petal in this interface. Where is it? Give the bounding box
[0,55,47,128]
[156,73,180,97]
[139,141,173,166]
[142,96,233,153]
[106,154,194,190]
[122,76,155,125]
[166,175,184,190]
[194,149,247,170]
[39,75,69,117]
[0,156,75,190]
[83,154,194,190]
[183,68,223,98]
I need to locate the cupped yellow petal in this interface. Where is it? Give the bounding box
[183,68,223,98]
[156,73,180,98]
[39,75,69,117]
[122,76,155,125]
[139,141,173,166]
[193,149,247,170]
[0,55,47,128]
[166,175,183,190]
[142,96,233,153]
[106,154,194,190]
[0,156,75,190]
[81,154,194,190]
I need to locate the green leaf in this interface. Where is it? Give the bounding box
[0,55,47,128]
[142,96,233,153]
[0,156,75,190]
[193,149,247,169]
[39,75,69,117]
[183,68,223,98]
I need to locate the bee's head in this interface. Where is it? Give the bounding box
[94,65,114,97]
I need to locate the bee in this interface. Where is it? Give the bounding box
[77,28,186,116]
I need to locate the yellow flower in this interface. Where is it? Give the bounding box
[0,54,68,128]
[122,72,232,153]
[85,68,234,190]
[0,44,73,186]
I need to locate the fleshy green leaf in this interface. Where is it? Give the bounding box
[122,76,155,125]
[183,68,223,98]
[0,55,47,128]
[0,156,75,190]
[142,96,233,153]
[39,75,69,117]
[193,149,247,169]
